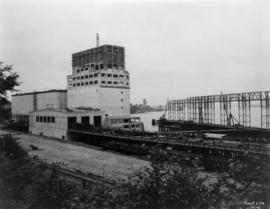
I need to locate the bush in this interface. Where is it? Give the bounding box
[1,136,269,209]
[0,134,27,158]
[0,135,78,209]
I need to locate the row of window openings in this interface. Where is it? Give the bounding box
[76,64,123,73]
[36,116,55,123]
[72,74,129,80]
[72,81,129,87]
[124,124,141,129]
[74,46,123,55]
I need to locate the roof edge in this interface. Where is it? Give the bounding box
[12,89,67,97]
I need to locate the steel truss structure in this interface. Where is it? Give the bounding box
[166,91,270,129]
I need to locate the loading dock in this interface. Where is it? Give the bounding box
[68,117,77,129]
[81,116,90,124]
[94,116,102,127]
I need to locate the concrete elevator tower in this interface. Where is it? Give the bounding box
[67,39,130,117]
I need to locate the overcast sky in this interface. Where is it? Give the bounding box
[1,0,269,105]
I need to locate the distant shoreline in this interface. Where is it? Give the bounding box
[131,110,164,115]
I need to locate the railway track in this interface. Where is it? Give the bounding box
[2,128,269,175]
[54,165,115,186]
[69,129,270,156]
[30,158,115,188]
[2,128,269,156]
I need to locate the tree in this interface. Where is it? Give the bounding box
[0,62,20,121]
[0,62,20,100]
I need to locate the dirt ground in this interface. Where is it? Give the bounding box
[0,130,149,180]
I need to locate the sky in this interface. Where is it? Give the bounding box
[1,0,270,105]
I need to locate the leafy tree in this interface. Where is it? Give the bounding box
[0,62,20,121]
[0,62,20,100]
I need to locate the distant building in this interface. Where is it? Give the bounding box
[11,89,67,123]
[143,98,147,106]
[67,44,130,117]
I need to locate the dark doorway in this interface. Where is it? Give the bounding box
[68,117,77,130]
[94,116,102,128]
[81,116,89,124]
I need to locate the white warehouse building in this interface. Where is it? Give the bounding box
[11,89,67,123]
[29,108,105,140]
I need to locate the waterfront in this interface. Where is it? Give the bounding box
[134,106,264,132]
[133,111,164,132]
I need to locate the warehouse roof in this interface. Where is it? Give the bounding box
[29,108,103,114]
[12,89,67,97]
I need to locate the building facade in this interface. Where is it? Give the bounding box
[11,41,143,137]
[11,90,67,122]
[67,45,130,117]
[29,108,105,139]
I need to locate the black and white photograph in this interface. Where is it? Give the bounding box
[0,0,269,208]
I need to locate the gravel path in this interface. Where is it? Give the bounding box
[0,129,149,180]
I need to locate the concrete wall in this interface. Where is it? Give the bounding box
[67,87,100,109]
[29,111,67,139]
[67,67,130,117]
[12,94,34,115]
[100,87,130,116]
[67,86,130,117]
[37,92,67,109]
[12,91,67,120]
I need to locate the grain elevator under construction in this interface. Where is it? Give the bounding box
[11,36,143,139]
[9,36,270,171]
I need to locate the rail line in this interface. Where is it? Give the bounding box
[69,129,270,156]
[55,165,114,186]
[30,158,115,189]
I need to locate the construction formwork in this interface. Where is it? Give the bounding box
[72,45,125,72]
[165,91,270,129]
[167,99,186,121]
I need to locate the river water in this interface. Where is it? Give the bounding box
[132,111,164,132]
[133,107,264,132]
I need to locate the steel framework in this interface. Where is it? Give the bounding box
[166,91,270,129]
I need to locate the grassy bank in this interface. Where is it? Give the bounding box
[0,134,269,209]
